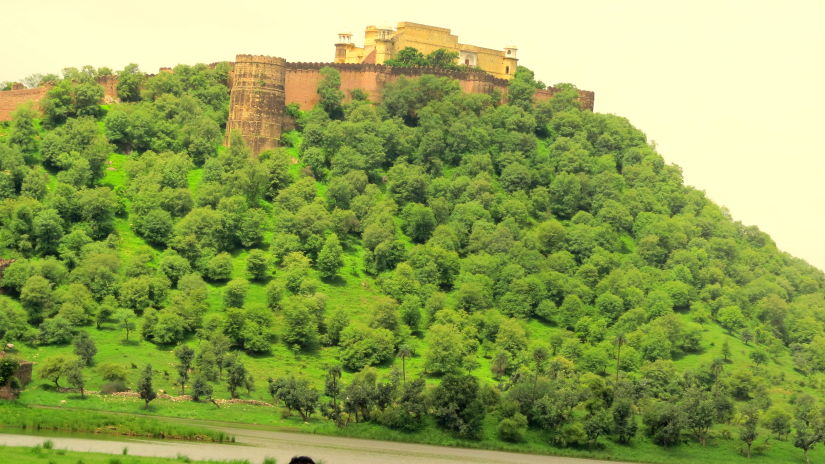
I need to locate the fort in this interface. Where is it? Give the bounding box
[0,21,595,155]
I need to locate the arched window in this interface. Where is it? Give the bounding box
[465,59,470,65]
[505,65,510,74]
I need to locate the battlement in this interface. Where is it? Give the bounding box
[236,54,287,65]
[286,61,508,84]
[1,32,595,157]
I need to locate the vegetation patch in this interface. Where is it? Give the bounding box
[0,403,233,442]
[1,61,825,464]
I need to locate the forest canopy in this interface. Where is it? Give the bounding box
[1,61,824,462]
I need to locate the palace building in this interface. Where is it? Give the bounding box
[334,22,519,80]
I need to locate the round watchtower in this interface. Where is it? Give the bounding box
[225,54,286,155]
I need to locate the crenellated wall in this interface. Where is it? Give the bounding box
[0,86,51,121]
[284,61,510,111]
[0,56,595,156]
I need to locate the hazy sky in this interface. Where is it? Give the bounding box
[3,0,824,270]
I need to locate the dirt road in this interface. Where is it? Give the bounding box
[0,429,634,464]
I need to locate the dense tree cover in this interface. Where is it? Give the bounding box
[3,63,825,460]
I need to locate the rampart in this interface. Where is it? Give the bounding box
[0,86,50,121]
[0,75,120,121]
[284,62,508,110]
[0,56,595,155]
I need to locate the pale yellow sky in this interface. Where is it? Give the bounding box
[2,0,824,270]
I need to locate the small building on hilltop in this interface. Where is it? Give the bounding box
[334,22,519,80]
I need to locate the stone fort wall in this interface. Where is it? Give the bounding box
[0,56,595,155]
[0,76,120,121]
[284,61,509,110]
[0,86,50,121]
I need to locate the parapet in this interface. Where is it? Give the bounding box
[236,54,287,66]
[286,61,508,85]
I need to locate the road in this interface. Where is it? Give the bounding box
[0,427,634,464]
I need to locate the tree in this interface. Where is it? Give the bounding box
[643,400,685,446]
[324,365,343,425]
[750,349,768,365]
[270,377,320,422]
[20,275,53,322]
[717,306,746,334]
[136,364,157,409]
[191,375,214,403]
[73,332,97,366]
[246,249,270,280]
[763,407,791,440]
[39,354,76,388]
[41,79,104,126]
[38,317,75,345]
[384,47,426,67]
[497,406,528,443]
[64,359,86,398]
[612,398,638,444]
[224,278,249,308]
[174,345,195,395]
[397,344,412,384]
[205,253,233,281]
[584,408,611,449]
[317,67,344,119]
[430,374,485,439]
[316,233,343,279]
[740,404,759,458]
[742,327,753,345]
[681,387,715,446]
[401,203,436,243]
[425,323,469,375]
[9,103,39,156]
[793,395,825,464]
[425,49,459,69]
[135,208,173,246]
[114,308,136,341]
[339,324,394,370]
[282,301,320,351]
[117,63,145,102]
[226,357,247,398]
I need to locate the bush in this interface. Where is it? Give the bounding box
[339,325,395,370]
[100,380,129,394]
[497,412,528,442]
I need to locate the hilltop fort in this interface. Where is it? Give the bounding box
[0,21,594,154]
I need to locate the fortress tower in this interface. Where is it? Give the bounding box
[224,54,286,154]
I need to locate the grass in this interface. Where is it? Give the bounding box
[0,444,254,464]
[0,402,232,442]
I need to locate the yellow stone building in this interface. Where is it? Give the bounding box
[334,22,518,80]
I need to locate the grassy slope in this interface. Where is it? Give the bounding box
[4,125,822,463]
[0,445,248,464]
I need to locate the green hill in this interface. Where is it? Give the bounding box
[1,63,825,464]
